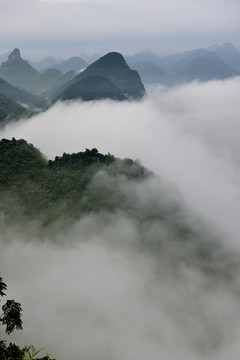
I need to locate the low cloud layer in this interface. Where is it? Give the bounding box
[1,77,240,360]
[1,211,240,360]
[2,77,240,246]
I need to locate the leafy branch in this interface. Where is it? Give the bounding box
[0,274,23,334]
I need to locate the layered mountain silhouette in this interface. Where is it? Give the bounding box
[0,44,239,122]
[213,42,240,72]
[31,56,88,72]
[34,68,76,99]
[129,61,174,86]
[56,52,146,102]
[0,48,39,91]
[125,51,163,67]
[0,49,145,102]
[60,74,127,101]
[126,43,240,86]
[0,91,32,124]
[177,55,239,82]
[51,56,88,72]
[30,56,59,71]
[0,49,76,97]
[0,77,46,109]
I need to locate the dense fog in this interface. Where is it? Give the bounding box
[1,77,240,360]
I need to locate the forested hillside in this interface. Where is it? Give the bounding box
[0,138,147,226]
[0,138,236,280]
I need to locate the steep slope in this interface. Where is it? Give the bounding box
[0,138,147,223]
[57,52,146,101]
[0,137,237,284]
[0,92,32,124]
[177,55,239,82]
[0,49,76,98]
[51,56,88,71]
[0,48,39,91]
[125,50,163,67]
[165,49,218,74]
[36,68,76,98]
[157,49,196,71]
[60,74,127,101]
[213,42,240,72]
[130,61,174,86]
[30,56,59,71]
[0,77,46,109]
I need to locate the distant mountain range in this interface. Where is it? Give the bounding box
[0,49,77,97]
[126,42,240,86]
[30,56,88,72]
[127,61,174,86]
[29,56,59,71]
[0,43,239,124]
[213,42,240,72]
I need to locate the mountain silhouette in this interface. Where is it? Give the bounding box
[57,52,146,101]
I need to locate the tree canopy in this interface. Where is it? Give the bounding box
[0,274,23,334]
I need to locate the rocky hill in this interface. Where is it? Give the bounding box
[57,52,146,101]
[0,48,39,91]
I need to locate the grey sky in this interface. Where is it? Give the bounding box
[0,0,240,59]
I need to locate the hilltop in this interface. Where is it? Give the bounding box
[56,52,146,101]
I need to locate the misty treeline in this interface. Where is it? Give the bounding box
[0,138,238,278]
[1,137,240,359]
[0,138,147,225]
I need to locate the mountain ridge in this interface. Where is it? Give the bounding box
[56,52,146,101]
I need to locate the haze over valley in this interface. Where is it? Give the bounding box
[0,72,240,359]
[1,0,240,359]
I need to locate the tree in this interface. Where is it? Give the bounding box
[0,274,23,334]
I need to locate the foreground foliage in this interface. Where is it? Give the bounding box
[0,274,22,334]
[0,275,54,360]
[0,342,55,360]
[0,138,148,226]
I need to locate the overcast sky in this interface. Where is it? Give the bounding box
[0,0,240,59]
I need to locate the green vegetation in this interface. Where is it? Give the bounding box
[0,274,22,334]
[0,49,146,115]
[57,52,146,102]
[59,74,127,101]
[0,49,76,100]
[0,138,234,280]
[0,341,55,360]
[0,138,238,360]
[34,69,76,100]
[0,275,55,360]
[0,78,46,110]
[0,138,148,226]
[0,92,32,125]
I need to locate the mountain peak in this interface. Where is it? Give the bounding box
[90,52,128,70]
[56,51,146,102]
[8,48,21,61]
[101,52,126,61]
[221,42,235,49]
